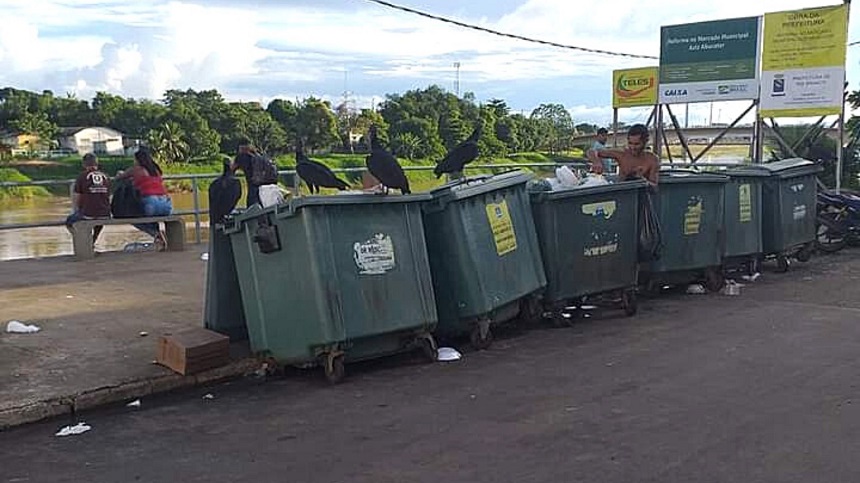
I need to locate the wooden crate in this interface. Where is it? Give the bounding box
[156,328,230,375]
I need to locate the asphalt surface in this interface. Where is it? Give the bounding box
[4,252,860,483]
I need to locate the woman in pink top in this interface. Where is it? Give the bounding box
[117,148,173,250]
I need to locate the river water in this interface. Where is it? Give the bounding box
[0,192,209,261]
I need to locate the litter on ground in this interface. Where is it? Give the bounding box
[6,321,41,334]
[437,347,462,362]
[56,422,92,437]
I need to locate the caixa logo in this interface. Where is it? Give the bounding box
[663,88,688,97]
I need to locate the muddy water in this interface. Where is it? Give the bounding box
[0,192,210,261]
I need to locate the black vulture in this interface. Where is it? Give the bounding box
[208,160,241,225]
[365,125,411,194]
[434,125,482,178]
[295,141,349,194]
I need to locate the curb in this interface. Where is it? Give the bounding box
[0,357,261,431]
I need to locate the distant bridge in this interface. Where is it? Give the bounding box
[572,126,843,146]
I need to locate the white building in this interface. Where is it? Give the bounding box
[58,127,125,156]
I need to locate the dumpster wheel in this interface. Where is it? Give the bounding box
[704,268,725,292]
[795,244,813,263]
[324,352,345,384]
[418,334,439,362]
[621,289,638,317]
[470,319,493,350]
[775,255,791,273]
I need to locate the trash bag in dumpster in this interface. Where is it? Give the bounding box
[638,186,663,262]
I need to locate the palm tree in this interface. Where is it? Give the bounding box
[146,122,189,164]
[392,132,422,160]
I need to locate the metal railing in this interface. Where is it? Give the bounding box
[0,162,571,242]
[0,159,756,241]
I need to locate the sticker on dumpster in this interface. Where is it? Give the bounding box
[684,197,703,235]
[793,204,807,221]
[584,232,619,257]
[581,201,617,219]
[485,199,517,256]
[739,184,752,223]
[353,234,396,275]
[790,183,805,193]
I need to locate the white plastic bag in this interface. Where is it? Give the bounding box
[555,166,580,187]
[578,174,609,188]
[258,185,285,207]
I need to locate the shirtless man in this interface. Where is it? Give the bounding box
[587,123,660,185]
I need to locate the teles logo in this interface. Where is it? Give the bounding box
[616,74,655,98]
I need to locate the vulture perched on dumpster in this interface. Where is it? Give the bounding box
[208,160,242,225]
[434,125,481,178]
[295,140,349,194]
[366,125,411,194]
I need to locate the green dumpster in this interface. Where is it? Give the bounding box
[530,180,646,323]
[721,167,767,274]
[757,158,822,271]
[224,194,438,383]
[640,171,728,292]
[422,171,546,349]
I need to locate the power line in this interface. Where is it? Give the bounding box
[361,0,658,60]
[364,0,860,58]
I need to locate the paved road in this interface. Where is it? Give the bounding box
[4,253,860,483]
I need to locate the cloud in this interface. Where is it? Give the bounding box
[0,0,857,121]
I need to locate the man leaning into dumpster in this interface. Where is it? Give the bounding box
[587,124,660,186]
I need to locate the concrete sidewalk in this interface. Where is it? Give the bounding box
[0,247,258,430]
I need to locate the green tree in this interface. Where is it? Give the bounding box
[391,132,423,160]
[146,121,189,164]
[234,103,287,155]
[163,104,220,160]
[10,112,58,149]
[531,103,574,153]
[295,97,339,152]
[389,117,445,160]
[266,99,299,147]
[354,109,388,147]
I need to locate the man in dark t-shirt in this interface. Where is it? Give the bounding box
[65,153,111,244]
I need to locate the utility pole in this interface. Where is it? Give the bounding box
[453,62,461,97]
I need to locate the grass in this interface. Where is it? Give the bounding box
[0,168,51,201]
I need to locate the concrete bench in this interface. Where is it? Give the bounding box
[72,215,186,260]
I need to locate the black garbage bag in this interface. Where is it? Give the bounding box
[639,186,663,262]
[252,214,281,254]
[111,178,144,218]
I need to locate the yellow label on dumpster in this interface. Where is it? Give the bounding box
[739,184,752,223]
[486,199,517,256]
[684,199,703,235]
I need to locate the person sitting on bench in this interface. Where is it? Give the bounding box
[65,153,111,248]
[116,148,172,251]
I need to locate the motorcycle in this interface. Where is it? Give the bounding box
[815,189,860,252]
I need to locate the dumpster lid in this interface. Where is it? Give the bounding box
[291,192,432,209]
[757,158,824,178]
[229,192,432,224]
[658,170,728,184]
[721,166,772,178]
[530,179,646,201]
[430,170,533,201]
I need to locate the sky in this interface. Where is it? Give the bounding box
[0,0,858,127]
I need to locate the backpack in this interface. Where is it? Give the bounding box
[249,154,278,186]
[111,178,144,218]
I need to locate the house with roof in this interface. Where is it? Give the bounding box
[0,131,43,152]
[58,127,125,156]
